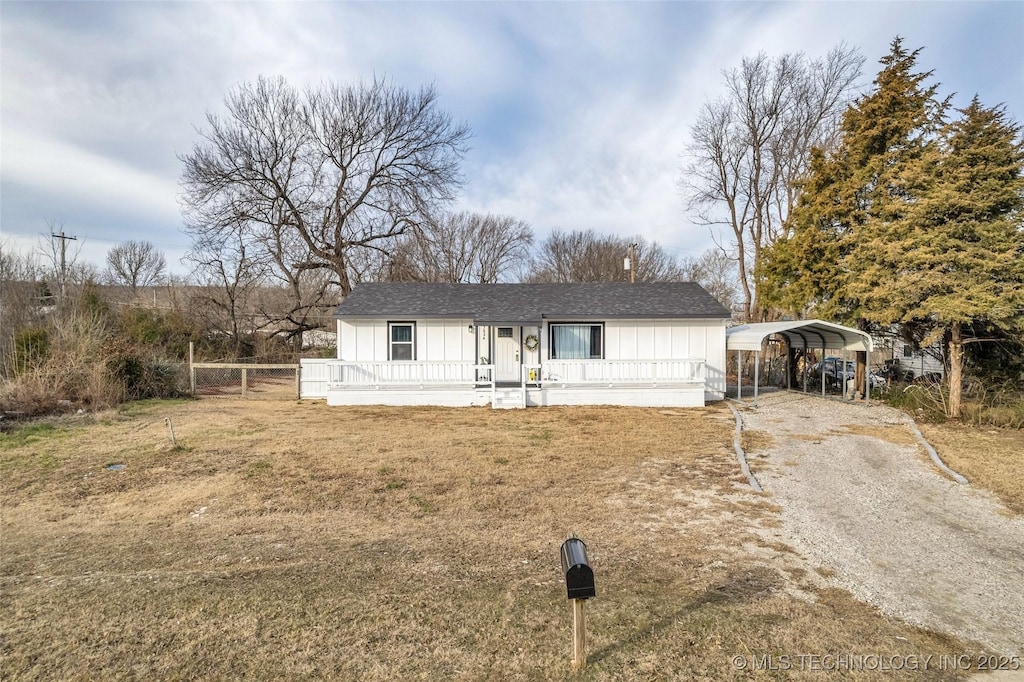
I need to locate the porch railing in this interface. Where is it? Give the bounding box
[328,361,495,387]
[542,359,705,384]
[323,358,704,389]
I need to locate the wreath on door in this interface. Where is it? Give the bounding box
[523,334,540,352]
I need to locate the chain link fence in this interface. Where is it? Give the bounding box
[191,363,300,399]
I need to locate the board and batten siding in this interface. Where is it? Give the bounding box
[540,319,728,399]
[606,319,726,399]
[336,319,475,362]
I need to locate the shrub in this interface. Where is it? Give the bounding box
[0,311,113,415]
[115,307,199,359]
[103,338,187,402]
[883,383,949,423]
[12,327,49,373]
[882,379,1024,429]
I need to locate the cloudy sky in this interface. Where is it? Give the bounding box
[2,1,1022,275]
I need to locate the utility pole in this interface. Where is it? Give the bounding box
[628,243,637,284]
[51,229,78,300]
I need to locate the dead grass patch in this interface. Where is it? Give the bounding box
[0,400,982,680]
[918,422,1024,515]
[835,423,919,446]
[739,429,773,453]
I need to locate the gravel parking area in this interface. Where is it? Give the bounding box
[739,392,1024,657]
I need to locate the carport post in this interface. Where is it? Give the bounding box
[754,350,760,405]
[802,347,808,393]
[821,341,826,398]
[794,332,809,393]
[866,347,871,405]
[736,350,742,401]
[785,340,791,391]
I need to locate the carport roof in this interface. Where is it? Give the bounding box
[726,320,872,352]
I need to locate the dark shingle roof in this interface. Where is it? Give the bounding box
[334,283,730,322]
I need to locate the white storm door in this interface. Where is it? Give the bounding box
[494,326,521,382]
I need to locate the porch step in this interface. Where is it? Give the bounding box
[492,388,525,409]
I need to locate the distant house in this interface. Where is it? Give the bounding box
[893,338,945,380]
[873,329,945,380]
[301,282,730,408]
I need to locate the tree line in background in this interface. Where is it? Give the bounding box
[0,216,738,415]
[2,37,1021,420]
[176,75,742,348]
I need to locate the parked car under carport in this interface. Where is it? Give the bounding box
[810,356,887,392]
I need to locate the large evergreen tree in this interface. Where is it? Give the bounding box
[761,38,945,392]
[887,98,1024,416]
[762,38,1024,415]
[763,38,945,316]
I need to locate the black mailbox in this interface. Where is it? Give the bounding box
[560,538,596,600]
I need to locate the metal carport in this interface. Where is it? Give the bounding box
[726,320,874,404]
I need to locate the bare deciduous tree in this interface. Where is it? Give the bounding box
[678,248,741,314]
[0,240,45,378]
[105,240,167,294]
[528,229,683,283]
[255,224,338,349]
[180,75,470,309]
[386,212,533,283]
[681,45,863,321]
[185,225,270,358]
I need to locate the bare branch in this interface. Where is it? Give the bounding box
[180,75,470,343]
[527,229,683,283]
[681,45,864,321]
[105,240,167,294]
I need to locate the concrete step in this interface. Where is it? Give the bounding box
[492,389,525,409]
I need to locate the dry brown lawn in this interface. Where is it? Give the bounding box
[1,399,981,680]
[919,423,1024,515]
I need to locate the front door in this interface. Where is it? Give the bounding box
[494,326,521,382]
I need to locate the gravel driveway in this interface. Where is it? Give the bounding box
[739,392,1024,657]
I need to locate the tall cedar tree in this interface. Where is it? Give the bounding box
[760,38,946,394]
[884,99,1024,416]
[762,39,1024,415]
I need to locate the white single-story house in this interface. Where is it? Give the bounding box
[302,282,730,408]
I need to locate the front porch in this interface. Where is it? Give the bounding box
[303,358,708,408]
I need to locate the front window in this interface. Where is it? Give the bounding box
[549,323,603,359]
[389,322,415,360]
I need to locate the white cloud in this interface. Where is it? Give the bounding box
[3,0,1021,275]
[4,128,181,226]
